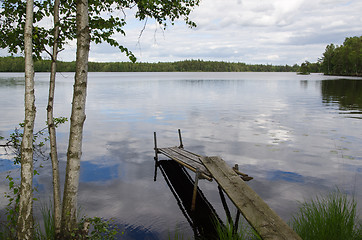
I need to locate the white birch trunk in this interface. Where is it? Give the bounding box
[47,0,61,236]
[17,0,35,238]
[61,0,90,236]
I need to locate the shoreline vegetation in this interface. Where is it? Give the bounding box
[1,189,361,239]
[0,56,305,73]
[1,35,360,76]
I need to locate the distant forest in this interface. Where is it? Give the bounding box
[321,36,361,76]
[1,36,360,75]
[0,57,307,73]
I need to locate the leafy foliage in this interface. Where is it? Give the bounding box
[81,217,122,240]
[0,0,200,63]
[1,118,67,165]
[0,175,20,239]
[321,36,362,76]
[0,117,68,239]
[298,61,321,74]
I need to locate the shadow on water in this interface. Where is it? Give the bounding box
[156,160,223,239]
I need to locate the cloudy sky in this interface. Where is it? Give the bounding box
[2,0,362,65]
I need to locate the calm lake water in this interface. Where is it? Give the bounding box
[1,72,362,239]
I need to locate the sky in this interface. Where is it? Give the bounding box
[1,0,362,65]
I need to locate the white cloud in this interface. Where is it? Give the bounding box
[2,0,361,65]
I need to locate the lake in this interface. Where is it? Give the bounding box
[0,72,361,239]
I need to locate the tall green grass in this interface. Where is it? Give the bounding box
[0,202,121,240]
[214,218,261,240]
[291,191,362,240]
[36,202,55,240]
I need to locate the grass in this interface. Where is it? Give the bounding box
[214,218,261,240]
[36,202,55,240]
[169,230,189,240]
[291,190,362,240]
[2,191,361,240]
[0,202,120,240]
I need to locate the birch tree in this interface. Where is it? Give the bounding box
[59,0,200,236]
[1,0,200,238]
[46,0,62,236]
[17,0,36,238]
[60,0,90,235]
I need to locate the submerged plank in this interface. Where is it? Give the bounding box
[200,156,301,240]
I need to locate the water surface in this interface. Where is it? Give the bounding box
[1,72,361,239]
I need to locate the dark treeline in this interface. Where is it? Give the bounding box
[298,61,321,74]
[321,36,362,76]
[89,60,301,72]
[0,57,301,72]
[1,36,360,75]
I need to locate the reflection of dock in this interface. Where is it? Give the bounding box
[154,130,301,240]
[158,159,221,239]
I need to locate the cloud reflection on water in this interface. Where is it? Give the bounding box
[1,72,361,239]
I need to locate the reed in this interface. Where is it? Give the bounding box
[291,190,361,240]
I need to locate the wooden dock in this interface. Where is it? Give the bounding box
[201,156,301,240]
[157,146,213,181]
[154,130,301,240]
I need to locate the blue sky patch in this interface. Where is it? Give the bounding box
[267,170,304,183]
[80,161,119,183]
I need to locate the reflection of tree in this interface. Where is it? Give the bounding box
[300,80,308,88]
[0,78,25,87]
[321,80,362,111]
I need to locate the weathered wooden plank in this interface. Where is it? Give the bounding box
[161,149,199,171]
[159,148,204,169]
[158,148,212,180]
[167,147,202,162]
[200,156,301,240]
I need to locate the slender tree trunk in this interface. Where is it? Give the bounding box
[61,0,90,236]
[17,0,35,238]
[47,0,61,236]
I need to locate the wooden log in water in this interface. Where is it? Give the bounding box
[200,156,302,240]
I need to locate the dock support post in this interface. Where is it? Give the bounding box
[191,168,200,211]
[153,132,158,181]
[154,132,158,161]
[218,185,232,224]
[233,210,241,234]
[178,129,184,149]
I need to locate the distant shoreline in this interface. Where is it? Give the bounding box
[2,56,361,77]
[0,56,302,73]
